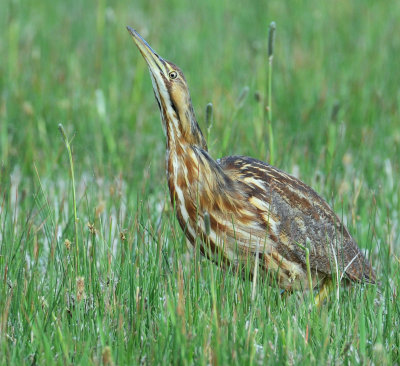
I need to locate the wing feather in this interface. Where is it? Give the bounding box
[217,155,375,283]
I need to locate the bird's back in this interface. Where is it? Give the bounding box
[217,155,375,286]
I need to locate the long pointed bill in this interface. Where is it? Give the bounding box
[126,26,167,76]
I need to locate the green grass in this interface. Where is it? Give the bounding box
[1,0,400,364]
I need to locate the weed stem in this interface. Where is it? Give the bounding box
[58,123,79,273]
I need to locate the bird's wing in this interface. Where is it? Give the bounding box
[217,155,375,283]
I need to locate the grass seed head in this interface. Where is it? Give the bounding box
[64,239,71,251]
[87,222,96,236]
[76,276,85,302]
[120,231,126,241]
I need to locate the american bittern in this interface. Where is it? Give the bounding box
[127,27,375,301]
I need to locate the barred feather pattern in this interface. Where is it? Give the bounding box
[167,141,375,290]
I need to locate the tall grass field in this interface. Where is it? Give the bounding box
[1,0,399,364]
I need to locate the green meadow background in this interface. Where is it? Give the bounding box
[1,0,399,364]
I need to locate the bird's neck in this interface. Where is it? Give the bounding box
[159,95,231,223]
[163,101,211,197]
[165,116,207,200]
[160,93,207,152]
[166,139,216,231]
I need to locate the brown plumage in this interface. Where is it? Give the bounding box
[127,26,375,292]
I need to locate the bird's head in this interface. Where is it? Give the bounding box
[127,26,207,149]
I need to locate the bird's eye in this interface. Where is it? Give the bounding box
[169,71,178,79]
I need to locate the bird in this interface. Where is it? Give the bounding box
[126,26,375,303]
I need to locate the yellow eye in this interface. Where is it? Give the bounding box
[169,71,178,79]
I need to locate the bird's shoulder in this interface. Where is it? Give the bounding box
[217,155,328,208]
[217,154,339,228]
